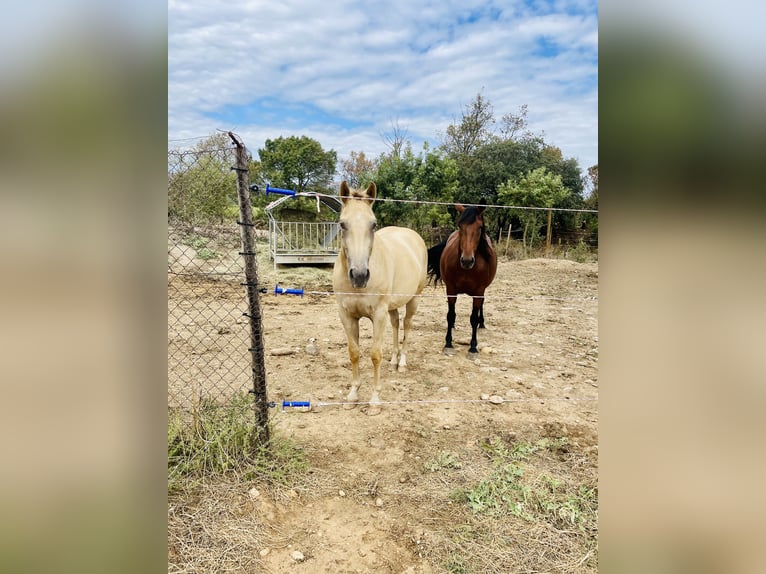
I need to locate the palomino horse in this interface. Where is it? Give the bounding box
[427,204,497,356]
[332,181,428,415]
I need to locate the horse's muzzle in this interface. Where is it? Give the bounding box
[349,268,370,288]
[460,256,475,270]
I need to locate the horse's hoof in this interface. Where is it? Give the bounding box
[366,404,382,416]
[466,351,479,361]
[442,347,456,356]
[343,401,357,410]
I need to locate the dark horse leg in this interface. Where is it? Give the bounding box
[478,298,486,329]
[443,294,457,355]
[469,297,481,354]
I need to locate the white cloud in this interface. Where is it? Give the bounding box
[169,0,598,171]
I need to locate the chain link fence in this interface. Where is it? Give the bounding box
[168,144,253,413]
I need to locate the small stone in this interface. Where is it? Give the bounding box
[369,438,386,449]
[291,550,305,562]
[399,475,407,483]
[339,490,346,497]
[480,393,490,401]
[259,548,270,557]
[248,487,260,499]
[488,395,504,404]
[217,325,232,335]
[305,337,319,355]
[375,497,384,507]
[438,386,449,392]
[270,347,295,356]
[443,424,451,430]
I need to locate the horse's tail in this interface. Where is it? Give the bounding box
[427,240,447,285]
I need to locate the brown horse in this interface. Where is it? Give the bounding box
[427,204,497,356]
[333,181,428,415]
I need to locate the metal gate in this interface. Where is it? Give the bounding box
[266,192,341,269]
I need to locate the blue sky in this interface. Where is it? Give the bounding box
[168,0,598,173]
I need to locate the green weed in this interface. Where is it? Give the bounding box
[443,555,471,574]
[196,247,219,260]
[424,452,463,472]
[456,436,597,532]
[168,392,307,494]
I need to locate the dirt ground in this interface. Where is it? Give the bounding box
[168,255,598,573]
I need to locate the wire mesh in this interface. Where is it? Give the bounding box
[167,144,253,411]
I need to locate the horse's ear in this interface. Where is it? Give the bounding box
[455,204,465,213]
[364,182,377,203]
[340,180,351,204]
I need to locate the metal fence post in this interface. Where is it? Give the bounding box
[229,132,270,446]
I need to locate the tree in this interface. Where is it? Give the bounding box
[499,104,533,141]
[371,143,458,239]
[372,143,420,228]
[258,135,337,192]
[168,133,238,224]
[583,164,598,241]
[441,91,496,157]
[585,164,598,209]
[340,150,378,188]
[498,167,569,252]
[380,118,409,160]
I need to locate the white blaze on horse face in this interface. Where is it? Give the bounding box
[338,182,378,289]
[340,211,376,288]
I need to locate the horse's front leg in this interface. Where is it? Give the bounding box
[367,309,388,416]
[478,297,486,329]
[443,293,457,356]
[468,297,481,355]
[339,314,361,409]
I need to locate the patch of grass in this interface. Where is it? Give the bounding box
[168,392,308,494]
[443,554,471,574]
[185,233,209,251]
[566,239,595,263]
[182,233,220,260]
[455,436,597,532]
[501,238,598,262]
[196,247,219,260]
[424,451,463,472]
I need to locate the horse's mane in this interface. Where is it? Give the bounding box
[457,206,493,260]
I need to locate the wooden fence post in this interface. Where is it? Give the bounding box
[545,209,553,257]
[229,132,270,447]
